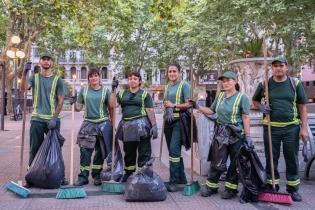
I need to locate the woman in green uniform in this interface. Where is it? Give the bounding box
[192,70,252,199]
[73,68,123,186]
[163,63,191,192]
[116,71,158,182]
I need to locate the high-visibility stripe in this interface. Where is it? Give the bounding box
[175,81,185,105]
[215,92,224,113]
[83,87,89,119]
[225,182,237,190]
[169,156,181,163]
[206,180,218,188]
[91,165,103,170]
[266,179,280,185]
[231,93,242,124]
[287,179,300,186]
[119,89,125,99]
[125,165,136,171]
[262,118,300,127]
[141,91,147,115]
[99,87,107,119]
[80,166,91,171]
[32,74,59,120]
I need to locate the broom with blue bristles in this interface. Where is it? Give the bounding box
[6,62,31,198]
[56,75,86,199]
[101,77,124,194]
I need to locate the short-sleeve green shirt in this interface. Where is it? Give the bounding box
[252,76,307,126]
[29,73,64,122]
[117,89,153,120]
[77,86,111,123]
[210,91,250,129]
[164,80,190,104]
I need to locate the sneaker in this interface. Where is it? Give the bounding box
[165,183,178,192]
[221,189,237,199]
[121,173,132,183]
[61,178,69,186]
[93,179,102,186]
[73,179,88,186]
[289,191,302,202]
[200,186,218,197]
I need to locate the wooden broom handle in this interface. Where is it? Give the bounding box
[189,49,194,182]
[70,80,75,185]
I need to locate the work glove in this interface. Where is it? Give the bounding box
[22,62,32,77]
[47,116,57,130]
[111,77,119,92]
[245,136,254,148]
[258,104,272,114]
[150,124,158,139]
[189,99,200,109]
[68,92,77,105]
[164,107,174,123]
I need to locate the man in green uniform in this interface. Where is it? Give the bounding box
[21,52,66,187]
[252,55,308,202]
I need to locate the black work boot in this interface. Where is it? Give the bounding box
[93,179,102,186]
[61,177,69,186]
[200,186,218,197]
[165,182,178,192]
[23,181,32,188]
[221,189,238,199]
[121,173,133,183]
[289,191,302,202]
[74,178,88,186]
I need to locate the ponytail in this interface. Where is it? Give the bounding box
[235,83,240,91]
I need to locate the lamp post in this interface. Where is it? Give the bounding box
[0,61,5,131]
[6,36,25,120]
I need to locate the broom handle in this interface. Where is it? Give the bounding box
[111,92,116,181]
[263,36,276,190]
[70,80,75,185]
[159,120,164,161]
[189,49,194,182]
[19,73,28,184]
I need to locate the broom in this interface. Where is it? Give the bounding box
[101,82,124,194]
[56,76,86,199]
[183,47,200,196]
[257,36,292,205]
[6,64,31,198]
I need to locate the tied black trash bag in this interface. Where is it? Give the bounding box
[124,162,167,202]
[25,130,65,189]
[237,143,266,203]
[100,149,124,182]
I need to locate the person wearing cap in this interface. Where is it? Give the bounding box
[252,55,308,202]
[115,71,158,182]
[72,68,123,186]
[163,63,191,192]
[191,70,251,199]
[20,52,67,187]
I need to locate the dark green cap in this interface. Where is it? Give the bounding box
[218,70,237,80]
[272,55,288,65]
[40,51,52,59]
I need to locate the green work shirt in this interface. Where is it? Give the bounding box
[77,86,111,123]
[252,76,307,127]
[210,91,250,130]
[164,80,190,104]
[29,73,64,122]
[117,89,154,120]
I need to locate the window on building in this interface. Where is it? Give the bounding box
[69,51,76,62]
[70,67,76,79]
[81,67,87,79]
[101,67,108,79]
[160,70,165,84]
[306,81,310,86]
[313,81,315,86]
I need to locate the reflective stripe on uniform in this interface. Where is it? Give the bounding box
[125,165,136,171]
[215,92,224,113]
[169,156,181,163]
[80,166,91,171]
[99,87,107,119]
[231,93,243,124]
[206,180,218,188]
[91,164,103,170]
[266,179,280,185]
[83,86,108,122]
[225,182,237,190]
[122,90,148,120]
[164,81,185,117]
[287,179,300,186]
[32,74,59,120]
[83,87,89,119]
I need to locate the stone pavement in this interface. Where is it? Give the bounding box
[0,111,315,210]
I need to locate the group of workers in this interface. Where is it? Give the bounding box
[20,52,308,203]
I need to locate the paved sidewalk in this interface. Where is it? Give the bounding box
[0,112,315,210]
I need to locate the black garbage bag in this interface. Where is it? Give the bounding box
[179,110,198,150]
[25,129,65,189]
[100,148,124,182]
[124,162,167,202]
[237,143,266,203]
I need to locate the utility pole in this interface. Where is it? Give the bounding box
[0,60,6,131]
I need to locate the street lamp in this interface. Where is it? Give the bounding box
[6,35,25,120]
